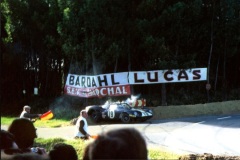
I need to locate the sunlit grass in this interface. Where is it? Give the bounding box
[34,118,70,128]
[1,116,15,125]
[35,138,180,160]
[1,117,70,128]
[148,148,180,159]
[34,137,87,156]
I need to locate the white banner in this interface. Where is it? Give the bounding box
[128,68,207,84]
[64,68,207,97]
[65,72,129,88]
[65,68,207,88]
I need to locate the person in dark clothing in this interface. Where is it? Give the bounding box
[83,128,148,160]
[7,118,47,156]
[6,152,50,160]
[1,130,18,150]
[49,143,78,160]
[20,105,42,122]
[74,110,91,140]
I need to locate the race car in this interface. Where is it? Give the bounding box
[85,102,153,123]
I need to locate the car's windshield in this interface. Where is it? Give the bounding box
[121,103,132,109]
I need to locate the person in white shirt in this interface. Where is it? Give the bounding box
[74,110,91,140]
[20,105,42,122]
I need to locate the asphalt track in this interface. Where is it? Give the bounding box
[2,114,240,156]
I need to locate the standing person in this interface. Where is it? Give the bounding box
[74,110,91,140]
[20,105,42,122]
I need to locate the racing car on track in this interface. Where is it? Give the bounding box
[85,102,153,123]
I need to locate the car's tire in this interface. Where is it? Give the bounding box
[120,113,131,123]
[89,110,101,123]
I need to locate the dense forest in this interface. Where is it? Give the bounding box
[1,0,240,113]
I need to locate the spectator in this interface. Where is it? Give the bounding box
[6,152,50,160]
[74,110,91,140]
[1,130,19,150]
[49,143,78,160]
[7,118,47,156]
[20,105,42,122]
[0,129,48,160]
[82,144,90,160]
[83,128,148,160]
[1,130,22,159]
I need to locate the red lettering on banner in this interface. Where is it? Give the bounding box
[64,85,131,98]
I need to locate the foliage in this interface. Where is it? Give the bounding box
[1,0,240,111]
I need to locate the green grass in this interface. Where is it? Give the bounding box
[148,148,180,159]
[34,138,180,160]
[1,116,15,125]
[34,138,87,157]
[1,117,70,128]
[151,100,240,120]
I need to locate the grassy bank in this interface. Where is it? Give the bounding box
[34,138,180,159]
[151,100,240,120]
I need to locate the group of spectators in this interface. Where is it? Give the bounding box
[1,105,148,160]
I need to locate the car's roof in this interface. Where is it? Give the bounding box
[101,102,132,109]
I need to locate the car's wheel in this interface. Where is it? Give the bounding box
[89,110,101,123]
[120,113,131,123]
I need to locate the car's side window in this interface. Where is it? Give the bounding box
[117,105,123,109]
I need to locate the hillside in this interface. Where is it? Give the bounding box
[151,100,240,120]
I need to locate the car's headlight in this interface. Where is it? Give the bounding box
[148,110,153,114]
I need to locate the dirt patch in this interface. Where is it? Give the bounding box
[179,153,240,160]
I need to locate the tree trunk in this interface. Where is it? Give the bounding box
[214,56,220,94]
[222,40,227,100]
[127,40,134,95]
[161,84,167,106]
[207,0,215,102]
[91,35,98,75]
[114,55,118,73]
